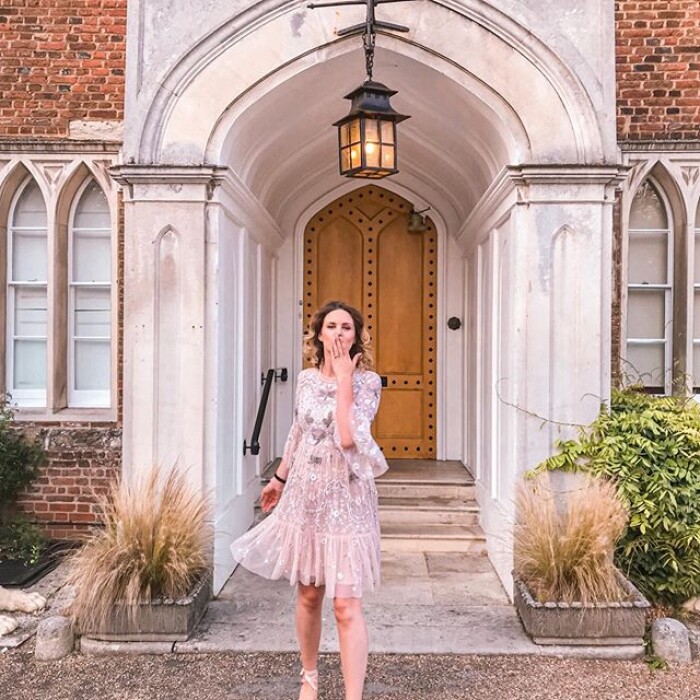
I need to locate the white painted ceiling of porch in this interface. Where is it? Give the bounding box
[221,48,521,236]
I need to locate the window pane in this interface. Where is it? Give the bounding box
[694,290,700,341]
[14,287,47,337]
[628,232,668,285]
[695,232,700,285]
[74,288,110,338]
[73,230,111,283]
[630,180,668,229]
[350,118,360,144]
[626,343,666,388]
[74,340,110,390]
[73,181,109,230]
[627,290,666,339]
[365,141,380,168]
[381,120,394,144]
[12,229,47,281]
[14,339,46,389]
[381,145,395,169]
[13,181,47,228]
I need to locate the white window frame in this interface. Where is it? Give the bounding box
[692,197,700,395]
[67,178,111,408]
[625,177,674,395]
[6,177,48,408]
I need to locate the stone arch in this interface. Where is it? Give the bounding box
[132,0,608,170]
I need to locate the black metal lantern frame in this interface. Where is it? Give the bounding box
[334,81,408,178]
[309,0,414,179]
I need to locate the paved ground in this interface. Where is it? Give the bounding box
[2,648,699,700]
[165,552,642,659]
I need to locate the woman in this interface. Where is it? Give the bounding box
[231,300,388,700]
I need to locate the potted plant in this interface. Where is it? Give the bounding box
[513,471,649,646]
[532,388,700,609]
[0,396,58,587]
[68,465,213,643]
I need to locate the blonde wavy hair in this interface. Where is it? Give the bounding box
[302,300,375,371]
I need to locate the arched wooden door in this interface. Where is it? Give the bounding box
[303,186,437,459]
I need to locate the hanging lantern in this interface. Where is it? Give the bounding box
[334,80,409,179]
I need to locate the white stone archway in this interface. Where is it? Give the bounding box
[115,0,622,593]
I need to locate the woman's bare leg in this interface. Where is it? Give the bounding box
[296,582,325,699]
[334,596,368,700]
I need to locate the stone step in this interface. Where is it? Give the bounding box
[378,495,480,526]
[380,523,488,554]
[376,480,476,500]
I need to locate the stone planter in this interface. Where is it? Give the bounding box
[513,571,650,645]
[80,576,211,643]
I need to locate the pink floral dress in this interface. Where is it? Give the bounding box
[230,367,389,598]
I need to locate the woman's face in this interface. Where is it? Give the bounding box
[318,309,356,357]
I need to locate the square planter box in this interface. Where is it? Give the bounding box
[81,576,211,643]
[513,571,650,646]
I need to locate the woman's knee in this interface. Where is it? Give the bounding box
[298,583,325,610]
[333,596,362,625]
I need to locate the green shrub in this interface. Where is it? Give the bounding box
[0,396,46,511]
[533,388,700,605]
[0,516,47,565]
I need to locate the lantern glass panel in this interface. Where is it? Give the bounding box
[350,118,361,145]
[365,141,380,168]
[365,119,379,142]
[340,123,351,148]
[382,145,395,169]
[341,147,351,173]
[381,120,395,144]
[350,145,361,169]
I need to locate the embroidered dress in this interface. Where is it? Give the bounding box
[230,367,389,598]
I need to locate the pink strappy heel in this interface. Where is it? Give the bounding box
[299,667,318,698]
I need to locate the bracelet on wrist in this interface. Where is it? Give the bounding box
[273,473,286,485]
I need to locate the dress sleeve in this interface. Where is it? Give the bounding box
[334,371,389,480]
[280,373,304,469]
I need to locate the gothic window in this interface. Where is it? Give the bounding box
[625,179,673,394]
[68,179,111,407]
[7,178,48,407]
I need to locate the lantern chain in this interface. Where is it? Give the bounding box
[308,0,413,83]
[363,20,376,81]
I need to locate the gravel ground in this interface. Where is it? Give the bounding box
[1,650,699,700]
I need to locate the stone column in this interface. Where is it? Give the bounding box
[507,166,624,468]
[111,165,223,491]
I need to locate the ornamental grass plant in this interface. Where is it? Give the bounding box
[67,465,212,633]
[534,388,700,605]
[514,472,629,604]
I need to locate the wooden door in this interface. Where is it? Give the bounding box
[303,186,437,458]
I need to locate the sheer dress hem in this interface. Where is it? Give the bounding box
[231,512,381,599]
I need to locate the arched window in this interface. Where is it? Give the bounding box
[7,179,48,406]
[694,197,700,393]
[626,179,673,394]
[68,179,111,407]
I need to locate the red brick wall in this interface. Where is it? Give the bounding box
[616,1,700,141]
[0,0,126,138]
[15,425,121,540]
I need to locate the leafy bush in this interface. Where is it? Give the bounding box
[0,396,45,512]
[0,516,47,565]
[514,473,629,603]
[533,388,700,605]
[68,465,213,633]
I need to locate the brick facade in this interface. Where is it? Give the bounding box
[616,0,700,141]
[0,0,126,138]
[15,424,121,539]
[0,3,698,539]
